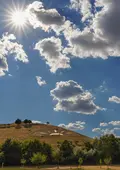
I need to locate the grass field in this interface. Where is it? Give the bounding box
[0,123,91,147]
[1,166,120,170]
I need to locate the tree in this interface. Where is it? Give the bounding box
[78,157,83,169]
[21,158,26,167]
[23,119,28,124]
[23,119,32,128]
[15,119,22,127]
[99,159,102,169]
[0,152,5,167]
[42,142,52,163]
[31,153,46,168]
[104,157,112,169]
[1,139,22,165]
[15,119,22,124]
[59,140,74,164]
[52,150,61,169]
[93,134,120,164]
[28,120,32,124]
[21,139,43,164]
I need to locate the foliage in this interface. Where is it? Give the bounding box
[23,119,29,124]
[15,119,22,125]
[0,134,120,166]
[21,158,26,166]
[99,159,102,168]
[28,120,32,124]
[1,139,22,165]
[31,153,46,167]
[78,157,83,166]
[104,157,112,166]
[52,150,61,168]
[0,152,5,165]
[21,139,43,164]
[23,119,32,128]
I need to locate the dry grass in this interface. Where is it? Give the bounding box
[0,123,91,146]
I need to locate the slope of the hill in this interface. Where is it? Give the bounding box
[0,123,92,146]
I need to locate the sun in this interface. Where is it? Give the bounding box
[4,3,30,34]
[11,10,27,28]
[11,11,27,27]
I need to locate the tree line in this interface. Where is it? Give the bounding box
[0,134,120,167]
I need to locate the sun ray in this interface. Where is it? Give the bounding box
[3,1,30,35]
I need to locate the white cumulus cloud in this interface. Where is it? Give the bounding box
[51,80,103,114]
[109,121,120,126]
[0,33,28,76]
[26,1,66,34]
[36,76,46,86]
[100,122,108,127]
[108,96,120,104]
[32,120,42,124]
[92,128,115,135]
[35,37,70,73]
[59,121,85,130]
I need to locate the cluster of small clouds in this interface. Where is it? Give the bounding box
[36,76,46,86]
[100,121,120,127]
[0,33,28,76]
[92,128,115,135]
[93,120,120,136]
[51,80,103,114]
[59,121,85,130]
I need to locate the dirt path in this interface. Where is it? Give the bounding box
[41,165,120,170]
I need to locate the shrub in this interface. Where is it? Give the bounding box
[31,153,46,168]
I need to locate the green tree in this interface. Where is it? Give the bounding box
[23,119,29,124]
[31,153,46,168]
[59,140,74,164]
[104,157,112,169]
[52,150,61,169]
[99,159,102,169]
[23,119,32,128]
[28,120,32,124]
[1,139,22,165]
[42,142,52,163]
[78,157,83,169]
[0,152,5,167]
[21,158,26,167]
[93,134,120,164]
[21,139,43,164]
[15,119,22,125]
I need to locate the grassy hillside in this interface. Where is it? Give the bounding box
[0,123,91,146]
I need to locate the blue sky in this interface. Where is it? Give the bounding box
[0,0,120,138]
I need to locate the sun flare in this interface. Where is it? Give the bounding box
[11,10,27,28]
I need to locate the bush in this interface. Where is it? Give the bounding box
[31,153,46,168]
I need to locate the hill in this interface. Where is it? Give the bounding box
[0,123,91,147]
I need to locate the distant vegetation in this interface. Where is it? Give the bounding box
[0,134,119,168]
